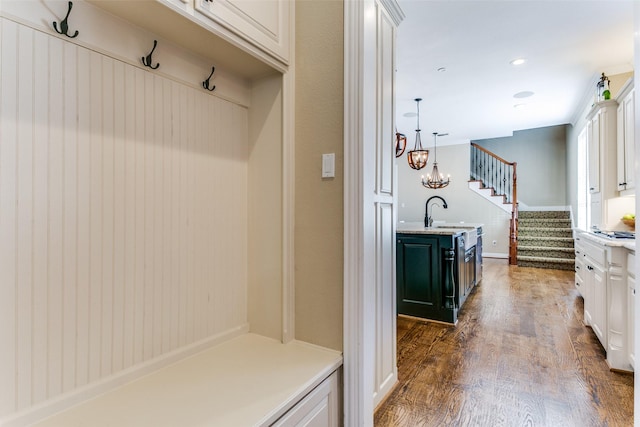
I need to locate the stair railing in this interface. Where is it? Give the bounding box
[470,143,518,265]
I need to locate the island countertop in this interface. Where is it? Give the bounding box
[396,221,483,235]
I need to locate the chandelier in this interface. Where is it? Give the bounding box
[407,98,429,170]
[395,129,407,158]
[421,132,450,189]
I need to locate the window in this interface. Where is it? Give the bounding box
[576,127,590,230]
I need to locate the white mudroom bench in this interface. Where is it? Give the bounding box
[31,334,342,427]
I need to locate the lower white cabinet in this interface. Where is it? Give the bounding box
[272,370,340,427]
[576,232,633,372]
[628,251,635,369]
[591,263,607,346]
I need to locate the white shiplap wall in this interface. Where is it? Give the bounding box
[0,16,249,419]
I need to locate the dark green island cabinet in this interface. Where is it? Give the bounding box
[396,225,481,324]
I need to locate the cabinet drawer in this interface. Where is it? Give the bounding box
[580,237,607,267]
[271,370,339,427]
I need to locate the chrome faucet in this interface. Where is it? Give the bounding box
[425,195,448,227]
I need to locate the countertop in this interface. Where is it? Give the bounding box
[397,222,484,236]
[576,229,635,251]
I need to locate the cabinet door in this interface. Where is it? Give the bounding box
[195,0,290,64]
[617,102,626,191]
[475,236,483,284]
[588,115,600,193]
[629,275,635,369]
[592,263,607,348]
[583,264,594,326]
[464,247,476,295]
[623,90,635,190]
[396,236,441,318]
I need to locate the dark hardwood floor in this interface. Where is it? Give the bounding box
[375,258,634,427]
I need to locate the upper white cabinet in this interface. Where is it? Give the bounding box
[587,100,617,196]
[83,0,290,75]
[616,81,635,195]
[586,100,618,230]
[587,114,600,193]
[194,0,290,65]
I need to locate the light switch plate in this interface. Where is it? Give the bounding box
[322,153,335,178]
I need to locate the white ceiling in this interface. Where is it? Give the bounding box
[395,0,635,147]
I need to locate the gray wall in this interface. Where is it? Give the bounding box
[473,125,569,208]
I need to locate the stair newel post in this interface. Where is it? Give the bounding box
[509,162,518,265]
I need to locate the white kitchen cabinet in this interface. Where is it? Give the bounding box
[576,235,601,330]
[272,370,340,427]
[591,262,607,346]
[628,250,635,369]
[586,100,618,230]
[194,0,291,65]
[577,232,632,372]
[588,114,600,194]
[616,82,635,195]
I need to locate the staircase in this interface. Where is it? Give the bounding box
[516,211,575,271]
[469,143,518,264]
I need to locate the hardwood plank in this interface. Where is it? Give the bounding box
[375,259,634,426]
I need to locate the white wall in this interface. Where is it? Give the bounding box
[397,143,511,257]
[0,4,270,422]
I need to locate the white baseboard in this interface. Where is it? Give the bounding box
[483,252,509,259]
[0,324,250,427]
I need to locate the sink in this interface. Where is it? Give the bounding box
[435,225,477,249]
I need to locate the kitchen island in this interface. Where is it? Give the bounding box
[396,222,483,324]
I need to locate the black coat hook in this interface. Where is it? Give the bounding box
[142,40,160,70]
[202,66,216,91]
[53,1,79,38]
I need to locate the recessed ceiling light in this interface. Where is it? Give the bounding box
[510,58,526,66]
[514,91,534,98]
[513,103,527,109]
[437,67,446,72]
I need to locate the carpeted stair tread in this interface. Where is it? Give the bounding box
[518,211,571,219]
[518,226,573,232]
[517,245,575,253]
[518,236,574,246]
[518,227,573,238]
[516,258,575,271]
[519,218,572,225]
[517,246,575,260]
[517,255,574,263]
